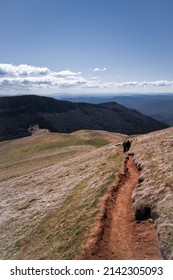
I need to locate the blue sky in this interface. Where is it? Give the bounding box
[0,0,173,95]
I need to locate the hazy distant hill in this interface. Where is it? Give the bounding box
[111,95,173,126]
[61,94,173,126]
[0,95,169,141]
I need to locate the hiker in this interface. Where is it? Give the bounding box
[122,140,132,153]
[122,141,127,153]
[126,140,131,151]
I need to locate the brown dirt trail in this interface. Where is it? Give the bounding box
[80,155,161,260]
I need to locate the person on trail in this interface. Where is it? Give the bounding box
[122,140,132,153]
[126,140,131,151]
[122,141,127,153]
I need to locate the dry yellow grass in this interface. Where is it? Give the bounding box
[0,130,126,259]
[131,127,173,259]
[2,127,172,259]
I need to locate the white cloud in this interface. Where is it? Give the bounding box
[92,67,107,72]
[0,64,86,91]
[103,80,173,88]
[0,63,50,77]
[0,63,173,93]
[0,76,87,90]
[142,80,173,87]
[53,70,81,77]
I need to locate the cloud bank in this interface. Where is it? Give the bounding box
[0,64,86,91]
[0,63,173,93]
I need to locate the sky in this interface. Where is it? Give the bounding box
[0,0,173,96]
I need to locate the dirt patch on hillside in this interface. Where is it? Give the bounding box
[79,155,162,260]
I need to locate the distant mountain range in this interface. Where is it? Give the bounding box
[0,95,169,141]
[60,94,173,126]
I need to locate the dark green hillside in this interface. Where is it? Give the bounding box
[0,95,169,141]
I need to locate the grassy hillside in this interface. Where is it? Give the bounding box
[1,127,173,259]
[131,127,173,259]
[0,130,126,259]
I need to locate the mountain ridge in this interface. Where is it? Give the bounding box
[0,95,169,141]
[60,94,173,126]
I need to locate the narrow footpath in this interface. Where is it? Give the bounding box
[80,155,161,260]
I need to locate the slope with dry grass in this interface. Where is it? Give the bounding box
[131,127,173,259]
[0,130,126,259]
[1,127,173,260]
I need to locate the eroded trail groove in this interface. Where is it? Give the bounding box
[81,155,161,260]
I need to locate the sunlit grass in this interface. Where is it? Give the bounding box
[0,129,126,259]
[132,127,173,259]
[26,151,123,260]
